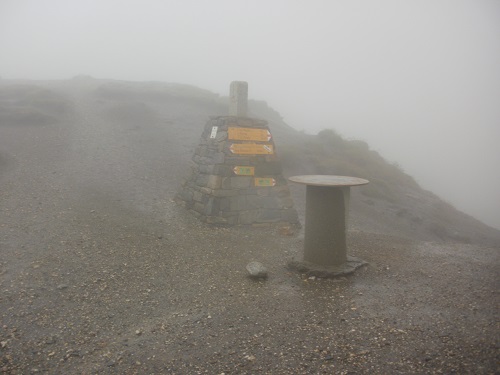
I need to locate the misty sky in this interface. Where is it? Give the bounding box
[1,0,499,229]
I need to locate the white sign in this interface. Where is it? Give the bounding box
[210,126,218,139]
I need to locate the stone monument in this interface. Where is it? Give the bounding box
[176,81,298,225]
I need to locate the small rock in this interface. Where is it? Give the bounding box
[57,284,68,290]
[44,336,57,345]
[246,261,268,279]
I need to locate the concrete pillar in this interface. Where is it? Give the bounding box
[303,185,350,266]
[229,81,248,117]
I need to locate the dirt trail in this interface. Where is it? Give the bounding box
[1,90,499,374]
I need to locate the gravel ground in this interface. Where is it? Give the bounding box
[1,91,499,374]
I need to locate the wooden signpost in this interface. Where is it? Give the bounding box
[229,143,274,155]
[255,178,276,187]
[233,166,255,176]
[228,127,272,141]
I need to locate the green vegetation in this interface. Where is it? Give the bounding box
[280,129,419,203]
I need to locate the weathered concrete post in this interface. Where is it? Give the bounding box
[304,185,350,266]
[229,81,248,117]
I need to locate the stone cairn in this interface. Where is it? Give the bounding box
[176,81,298,225]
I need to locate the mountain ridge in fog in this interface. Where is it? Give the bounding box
[1,77,499,247]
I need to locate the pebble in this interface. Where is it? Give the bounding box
[246,262,268,279]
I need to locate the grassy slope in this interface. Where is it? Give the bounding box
[1,77,499,247]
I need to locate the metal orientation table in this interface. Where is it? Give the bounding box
[288,175,369,277]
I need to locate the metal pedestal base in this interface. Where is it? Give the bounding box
[288,256,367,278]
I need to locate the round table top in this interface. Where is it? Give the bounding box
[288,175,369,187]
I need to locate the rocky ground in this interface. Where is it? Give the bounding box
[0,81,499,374]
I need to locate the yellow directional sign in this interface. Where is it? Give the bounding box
[255,178,276,187]
[233,166,255,176]
[229,143,274,155]
[228,127,272,141]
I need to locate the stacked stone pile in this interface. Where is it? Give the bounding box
[177,115,298,225]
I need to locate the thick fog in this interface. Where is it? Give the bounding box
[1,0,499,229]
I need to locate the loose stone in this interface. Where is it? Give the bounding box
[246,261,268,279]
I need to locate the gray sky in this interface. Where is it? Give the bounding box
[1,0,500,229]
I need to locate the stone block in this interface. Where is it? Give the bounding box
[221,177,252,189]
[193,202,205,214]
[270,186,290,198]
[212,212,238,225]
[219,197,230,211]
[192,190,204,202]
[195,174,209,187]
[228,195,247,211]
[200,187,214,195]
[213,165,234,177]
[195,145,209,157]
[204,197,221,216]
[195,156,213,165]
[278,197,294,209]
[256,188,270,197]
[255,161,283,176]
[221,210,238,218]
[236,118,254,127]
[213,152,225,164]
[224,156,251,165]
[218,117,230,127]
[281,208,299,223]
[225,215,239,225]
[239,210,260,224]
[257,209,282,222]
[177,113,297,226]
[206,175,222,189]
[215,131,228,142]
[239,187,258,195]
[198,164,215,174]
[259,196,280,209]
[245,195,260,209]
[212,189,239,197]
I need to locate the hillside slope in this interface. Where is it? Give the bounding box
[1,78,499,374]
[2,77,497,246]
